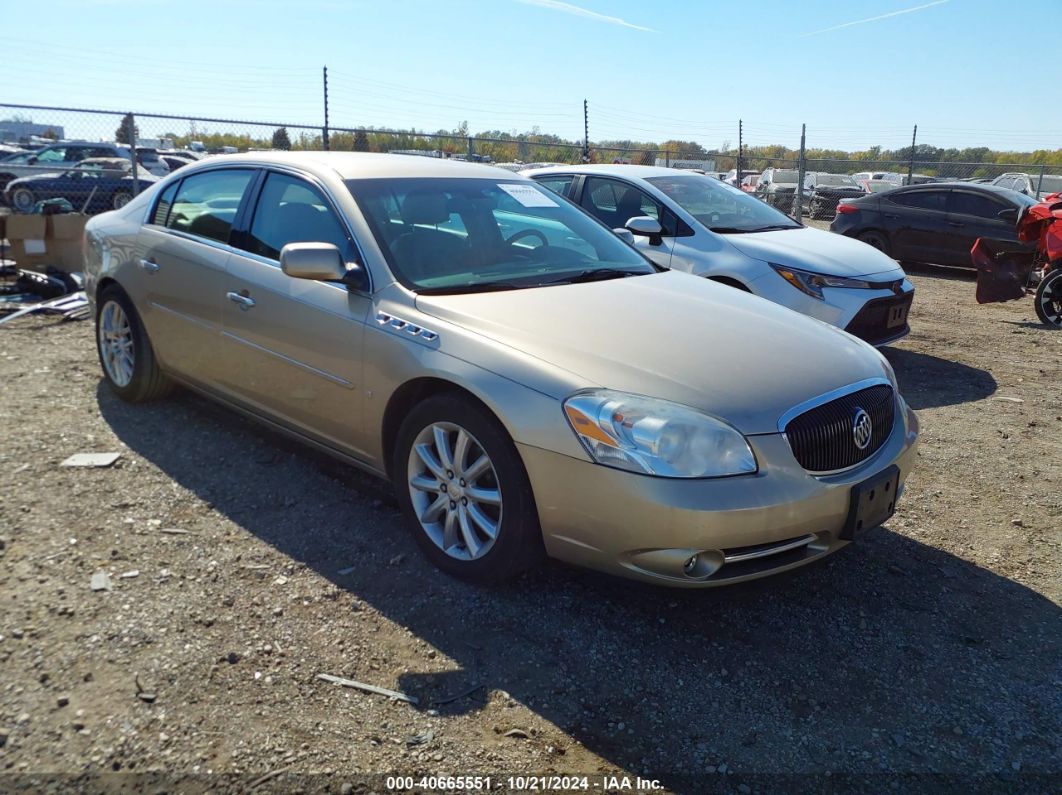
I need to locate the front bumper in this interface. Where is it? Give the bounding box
[519,400,919,587]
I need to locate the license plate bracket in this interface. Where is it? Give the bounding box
[841,465,900,540]
[886,301,909,328]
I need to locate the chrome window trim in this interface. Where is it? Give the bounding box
[775,377,892,433]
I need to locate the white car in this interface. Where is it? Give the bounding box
[523,165,914,345]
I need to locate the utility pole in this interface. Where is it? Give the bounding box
[582,99,589,163]
[737,119,743,184]
[795,123,807,221]
[907,124,917,185]
[322,66,330,151]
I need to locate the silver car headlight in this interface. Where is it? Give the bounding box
[562,390,757,478]
[770,263,877,300]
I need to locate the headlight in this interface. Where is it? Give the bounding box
[770,263,877,300]
[562,390,757,478]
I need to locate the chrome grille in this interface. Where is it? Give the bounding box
[784,385,895,473]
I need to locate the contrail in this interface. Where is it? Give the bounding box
[800,0,950,38]
[516,0,656,33]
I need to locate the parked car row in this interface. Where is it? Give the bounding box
[0,141,204,211]
[85,152,919,588]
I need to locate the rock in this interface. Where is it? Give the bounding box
[717,763,728,774]
[0,729,8,747]
[738,785,751,794]
[137,692,157,704]
[226,652,240,665]
[952,726,963,736]
[389,554,405,566]
[1011,519,1024,527]
[340,784,353,795]
[90,571,112,592]
[56,695,70,708]
[12,629,23,640]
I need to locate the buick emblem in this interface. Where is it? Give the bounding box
[852,408,873,450]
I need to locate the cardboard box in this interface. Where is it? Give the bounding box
[3,213,87,272]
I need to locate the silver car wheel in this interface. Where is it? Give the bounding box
[98,300,135,387]
[11,188,35,213]
[407,421,502,561]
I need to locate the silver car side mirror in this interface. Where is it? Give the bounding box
[280,242,347,281]
[625,216,663,237]
[613,228,636,245]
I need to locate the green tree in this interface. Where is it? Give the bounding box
[353,128,370,152]
[271,127,292,150]
[115,113,139,145]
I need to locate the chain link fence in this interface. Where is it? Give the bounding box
[2,103,1060,221]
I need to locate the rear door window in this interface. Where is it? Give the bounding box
[165,169,255,244]
[582,177,664,230]
[888,190,948,212]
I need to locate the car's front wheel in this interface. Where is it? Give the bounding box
[393,393,544,582]
[96,286,173,402]
[112,190,132,210]
[11,187,35,213]
[1034,267,1062,328]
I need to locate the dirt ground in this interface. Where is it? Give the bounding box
[0,266,1059,794]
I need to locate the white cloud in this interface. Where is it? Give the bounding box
[516,0,656,33]
[800,0,950,38]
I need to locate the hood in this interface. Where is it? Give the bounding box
[416,271,890,435]
[9,171,64,185]
[723,225,903,278]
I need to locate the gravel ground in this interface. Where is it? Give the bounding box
[0,268,1059,794]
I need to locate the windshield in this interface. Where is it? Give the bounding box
[346,178,655,293]
[645,173,800,233]
[772,170,798,184]
[817,174,856,186]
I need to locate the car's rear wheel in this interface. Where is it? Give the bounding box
[96,286,173,402]
[111,190,132,210]
[11,187,35,213]
[393,393,544,582]
[1034,267,1062,328]
[858,231,891,256]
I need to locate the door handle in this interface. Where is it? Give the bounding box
[884,213,900,220]
[226,290,256,309]
[138,258,160,273]
[947,221,964,227]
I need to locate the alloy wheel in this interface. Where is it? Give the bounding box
[113,191,132,209]
[98,300,135,387]
[11,188,35,213]
[1037,270,1062,327]
[406,422,502,561]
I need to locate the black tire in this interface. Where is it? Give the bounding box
[95,285,173,402]
[808,201,823,220]
[10,187,36,213]
[393,393,545,582]
[858,230,891,256]
[111,190,132,210]
[1034,267,1062,328]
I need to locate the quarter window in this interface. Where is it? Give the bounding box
[534,175,574,197]
[151,181,179,226]
[165,169,254,244]
[889,190,948,212]
[245,172,354,261]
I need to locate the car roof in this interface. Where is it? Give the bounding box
[521,164,679,180]
[192,151,526,181]
[892,181,1020,197]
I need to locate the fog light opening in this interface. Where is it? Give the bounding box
[683,554,699,575]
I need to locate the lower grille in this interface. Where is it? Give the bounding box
[784,384,895,473]
[845,292,913,345]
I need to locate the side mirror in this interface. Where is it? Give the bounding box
[625,216,663,246]
[27,155,37,165]
[997,208,1018,222]
[280,242,367,291]
[613,228,635,245]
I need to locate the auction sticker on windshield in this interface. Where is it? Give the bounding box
[499,183,559,207]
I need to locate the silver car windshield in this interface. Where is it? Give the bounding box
[646,173,801,234]
[347,178,655,293]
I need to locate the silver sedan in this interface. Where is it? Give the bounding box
[85,152,918,586]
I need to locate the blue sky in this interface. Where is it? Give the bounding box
[3,0,1059,153]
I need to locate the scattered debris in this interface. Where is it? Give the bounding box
[432,683,483,706]
[61,452,121,468]
[159,528,192,535]
[120,570,140,579]
[249,765,293,790]
[316,673,418,704]
[406,730,434,747]
[388,553,405,566]
[502,728,529,739]
[89,571,112,592]
[992,395,1024,403]
[134,673,157,704]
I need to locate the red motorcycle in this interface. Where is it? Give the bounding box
[971,192,1062,327]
